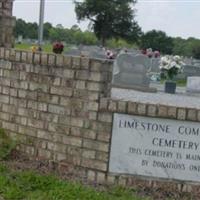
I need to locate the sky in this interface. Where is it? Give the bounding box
[13,0,200,39]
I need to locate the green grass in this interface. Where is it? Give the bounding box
[15,43,69,53]
[160,79,187,87]
[0,164,150,200]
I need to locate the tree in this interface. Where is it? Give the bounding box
[14,19,27,38]
[74,0,141,46]
[191,42,200,59]
[140,30,174,54]
[43,22,53,39]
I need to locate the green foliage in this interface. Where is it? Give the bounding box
[191,43,200,59]
[139,30,174,54]
[75,0,141,45]
[0,164,149,200]
[14,19,38,39]
[106,38,138,49]
[0,128,16,160]
[172,37,200,58]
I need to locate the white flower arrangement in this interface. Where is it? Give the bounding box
[159,55,185,80]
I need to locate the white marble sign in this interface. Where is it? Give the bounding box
[109,113,200,182]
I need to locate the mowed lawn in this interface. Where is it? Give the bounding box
[0,164,150,200]
[15,43,69,53]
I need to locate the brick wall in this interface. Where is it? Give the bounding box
[0,47,200,192]
[0,0,15,48]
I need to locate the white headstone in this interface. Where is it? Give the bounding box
[187,76,200,93]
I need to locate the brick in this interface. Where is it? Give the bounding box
[0,111,9,120]
[177,108,186,120]
[2,104,16,114]
[197,111,200,122]
[21,51,27,62]
[88,92,99,101]
[48,54,56,65]
[40,113,58,123]
[63,56,71,67]
[137,103,146,115]
[83,129,96,140]
[83,139,109,152]
[81,158,107,171]
[107,175,115,184]
[187,109,197,121]
[38,102,48,112]
[90,60,103,71]
[27,100,37,110]
[99,98,108,110]
[28,118,44,129]
[147,104,157,116]
[62,136,82,147]
[56,55,64,66]
[75,80,86,89]
[167,107,177,118]
[87,170,96,181]
[38,149,52,159]
[2,121,17,131]
[158,105,167,117]
[34,53,41,64]
[76,70,89,80]
[60,97,71,106]
[97,132,111,142]
[82,149,96,159]
[88,101,99,111]
[67,146,82,156]
[15,51,21,62]
[89,72,103,82]
[117,101,127,113]
[88,111,97,120]
[98,112,112,123]
[81,57,90,69]
[50,86,73,97]
[87,82,103,92]
[48,104,70,115]
[29,82,48,93]
[71,117,84,127]
[97,172,106,184]
[72,57,81,68]
[63,69,74,78]
[127,102,137,114]
[108,100,117,112]
[96,151,108,162]
[41,53,48,65]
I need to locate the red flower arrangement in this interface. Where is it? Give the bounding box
[52,42,64,54]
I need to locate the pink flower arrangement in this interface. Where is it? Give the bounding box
[106,50,114,59]
[52,42,64,54]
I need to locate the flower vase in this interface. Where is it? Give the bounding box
[165,80,176,94]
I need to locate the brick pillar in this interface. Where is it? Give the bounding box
[0,0,15,48]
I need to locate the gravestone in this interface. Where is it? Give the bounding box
[175,65,200,80]
[65,45,107,59]
[65,48,81,56]
[79,45,107,59]
[186,76,200,93]
[150,58,160,73]
[112,53,156,92]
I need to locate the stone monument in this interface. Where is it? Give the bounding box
[112,53,156,92]
[0,0,15,48]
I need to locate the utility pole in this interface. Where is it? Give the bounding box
[38,0,45,49]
